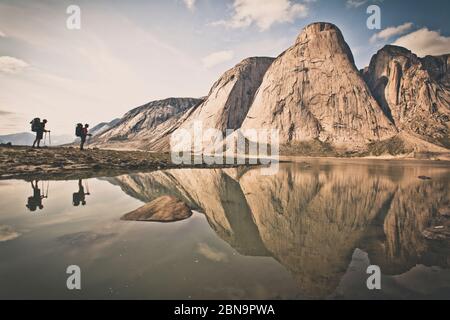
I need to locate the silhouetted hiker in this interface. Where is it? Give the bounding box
[72,179,90,206]
[31,119,50,148]
[77,124,92,150]
[26,180,46,211]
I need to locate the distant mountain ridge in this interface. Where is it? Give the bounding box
[0,132,35,145]
[0,118,121,146]
[0,132,73,146]
[91,97,203,150]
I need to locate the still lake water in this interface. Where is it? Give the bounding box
[0,159,449,300]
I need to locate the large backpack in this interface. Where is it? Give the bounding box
[75,123,83,137]
[30,118,40,132]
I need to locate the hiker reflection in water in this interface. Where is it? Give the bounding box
[72,179,90,206]
[26,180,47,211]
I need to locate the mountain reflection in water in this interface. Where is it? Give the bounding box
[0,160,449,299]
[105,160,450,298]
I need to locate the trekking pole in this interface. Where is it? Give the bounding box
[49,132,52,146]
[86,180,90,194]
[43,132,47,147]
[45,181,50,198]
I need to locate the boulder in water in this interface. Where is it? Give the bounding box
[422,226,450,241]
[121,195,193,222]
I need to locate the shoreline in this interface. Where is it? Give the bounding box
[1,145,449,181]
[0,146,250,181]
[279,155,450,167]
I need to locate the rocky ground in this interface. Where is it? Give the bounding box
[1,143,448,181]
[0,145,245,180]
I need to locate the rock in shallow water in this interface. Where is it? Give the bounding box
[121,195,193,222]
[422,227,450,241]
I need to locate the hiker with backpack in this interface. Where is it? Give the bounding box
[76,123,92,150]
[31,118,50,148]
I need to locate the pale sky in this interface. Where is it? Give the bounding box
[0,0,449,135]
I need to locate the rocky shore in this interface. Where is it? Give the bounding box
[0,145,243,180]
[1,144,449,181]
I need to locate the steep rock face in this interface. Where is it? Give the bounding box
[88,22,449,154]
[170,57,274,152]
[241,23,396,150]
[363,46,450,147]
[92,97,203,149]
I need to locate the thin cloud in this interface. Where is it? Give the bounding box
[0,56,29,74]
[0,30,5,37]
[370,22,413,43]
[0,225,21,242]
[183,0,196,11]
[197,243,228,262]
[0,110,14,116]
[202,50,234,69]
[0,109,23,135]
[393,28,450,57]
[346,0,384,9]
[346,0,367,8]
[211,0,310,31]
